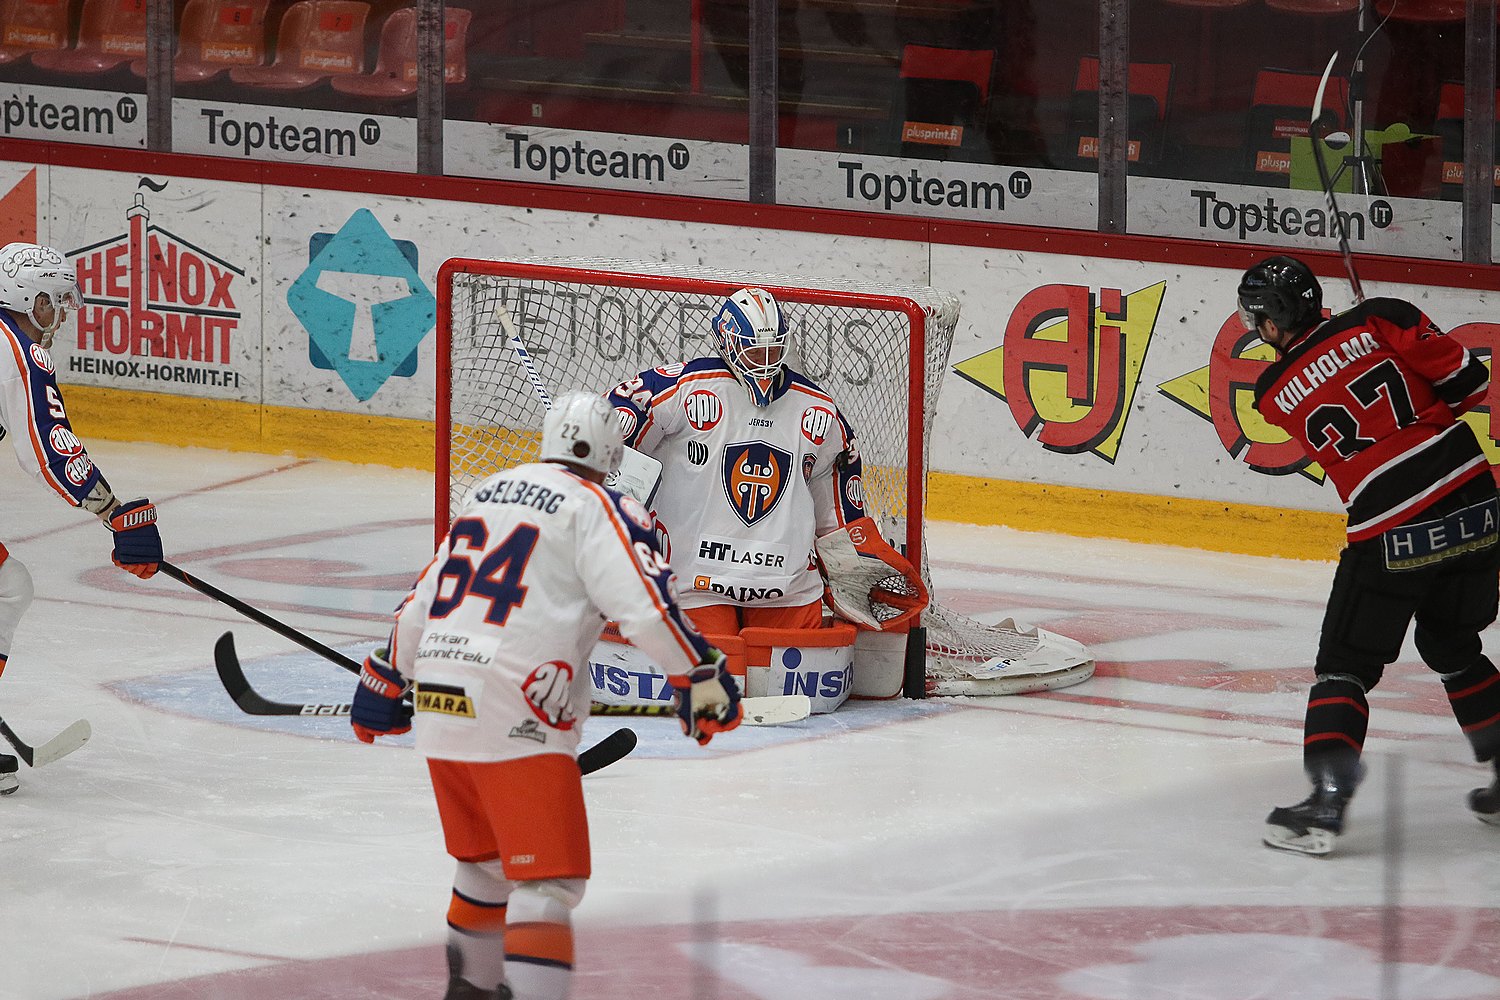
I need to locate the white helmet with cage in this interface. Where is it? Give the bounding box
[712,287,789,407]
[0,242,82,345]
[539,391,624,476]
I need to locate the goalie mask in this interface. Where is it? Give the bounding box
[0,242,82,348]
[712,287,790,407]
[539,391,624,477]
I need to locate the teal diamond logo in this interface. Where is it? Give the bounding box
[287,209,436,402]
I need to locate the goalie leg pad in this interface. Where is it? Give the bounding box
[740,623,857,714]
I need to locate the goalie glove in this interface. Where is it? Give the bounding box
[815,516,929,631]
[668,649,743,746]
[351,648,413,744]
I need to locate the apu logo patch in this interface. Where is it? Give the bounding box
[28,343,53,372]
[48,425,82,457]
[801,405,835,445]
[723,441,791,526]
[522,659,577,730]
[685,388,722,431]
[614,406,638,439]
[687,440,709,466]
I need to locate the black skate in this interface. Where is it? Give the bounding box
[1264,775,1355,856]
[1470,761,1500,827]
[443,978,511,1000]
[0,753,17,796]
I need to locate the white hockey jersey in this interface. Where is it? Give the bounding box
[387,460,710,763]
[0,313,110,509]
[607,358,864,611]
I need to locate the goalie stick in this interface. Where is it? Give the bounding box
[211,632,637,775]
[0,715,91,768]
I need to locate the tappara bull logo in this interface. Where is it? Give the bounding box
[66,179,245,389]
[951,282,1164,461]
[723,441,791,526]
[1159,311,1500,478]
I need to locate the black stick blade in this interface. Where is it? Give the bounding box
[579,727,637,775]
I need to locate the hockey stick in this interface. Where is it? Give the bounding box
[160,561,364,675]
[0,715,91,767]
[592,694,813,726]
[211,632,637,775]
[1311,50,1366,304]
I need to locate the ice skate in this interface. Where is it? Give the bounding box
[0,753,18,796]
[1470,761,1500,826]
[443,976,511,1000]
[1264,774,1355,856]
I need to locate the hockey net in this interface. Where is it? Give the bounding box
[436,257,1093,696]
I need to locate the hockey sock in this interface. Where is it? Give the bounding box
[504,881,578,1000]
[446,861,511,993]
[1303,675,1368,783]
[1441,657,1500,761]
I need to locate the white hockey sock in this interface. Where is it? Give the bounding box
[446,860,512,991]
[504,882,579,1000]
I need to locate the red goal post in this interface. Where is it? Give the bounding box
[434,256,1094,696]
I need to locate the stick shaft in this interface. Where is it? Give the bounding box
[161,562,362,674]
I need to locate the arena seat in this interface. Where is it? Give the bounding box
[0,0,69,65]
[29,0,146,75]
[1246,67,1349,183]
[1066,56,1173,170]
[1374,0,1465,20]
[129,0,270,83]
[228,0,368,91]
[892,43,994,160]
[330,5,471,99]
[1434,82,1500,201]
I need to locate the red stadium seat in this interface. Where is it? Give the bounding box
[1374,0,1464,20]
[29,0,147,75]
[1264,0,1359,11]
[229,0,368,91]
[0,0,69,65]
[130,0,270,83]
[893,44,994,160]
[1247,67,1349,181]
[1067,57,1174,168]
[330,6,471,99]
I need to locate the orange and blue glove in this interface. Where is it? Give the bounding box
[351,648,412,744]
[669,649,743,746]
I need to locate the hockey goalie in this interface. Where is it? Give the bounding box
[587,287,928,714]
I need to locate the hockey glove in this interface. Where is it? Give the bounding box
[108,499,162,579]
[669,649,743,746]
[351,648,413,744]
[815,516,929,632]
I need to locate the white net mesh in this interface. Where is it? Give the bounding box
[440,257,1092,692]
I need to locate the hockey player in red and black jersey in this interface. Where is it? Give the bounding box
[0,243,163,795]
[1240,255,1500,854]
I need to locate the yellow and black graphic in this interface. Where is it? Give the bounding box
[953,282,1163,462]
[1158,312,1324,481]
[414,682,476,719]
[1450,323,1498,463]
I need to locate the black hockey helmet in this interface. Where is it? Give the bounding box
[1237,256,1322,336]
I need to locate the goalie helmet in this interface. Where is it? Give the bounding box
[539,391,624,477]
[712,287,789,407]
[0,242,83,343]
[1237,255,1322,341]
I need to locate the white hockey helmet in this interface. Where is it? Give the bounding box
[0,242,82,339]
[712,287,789,407]
[539,391,624,476]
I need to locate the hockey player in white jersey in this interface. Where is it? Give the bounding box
[349,391,742,1000]
[0,243,163,795]
[603,287,926,712]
